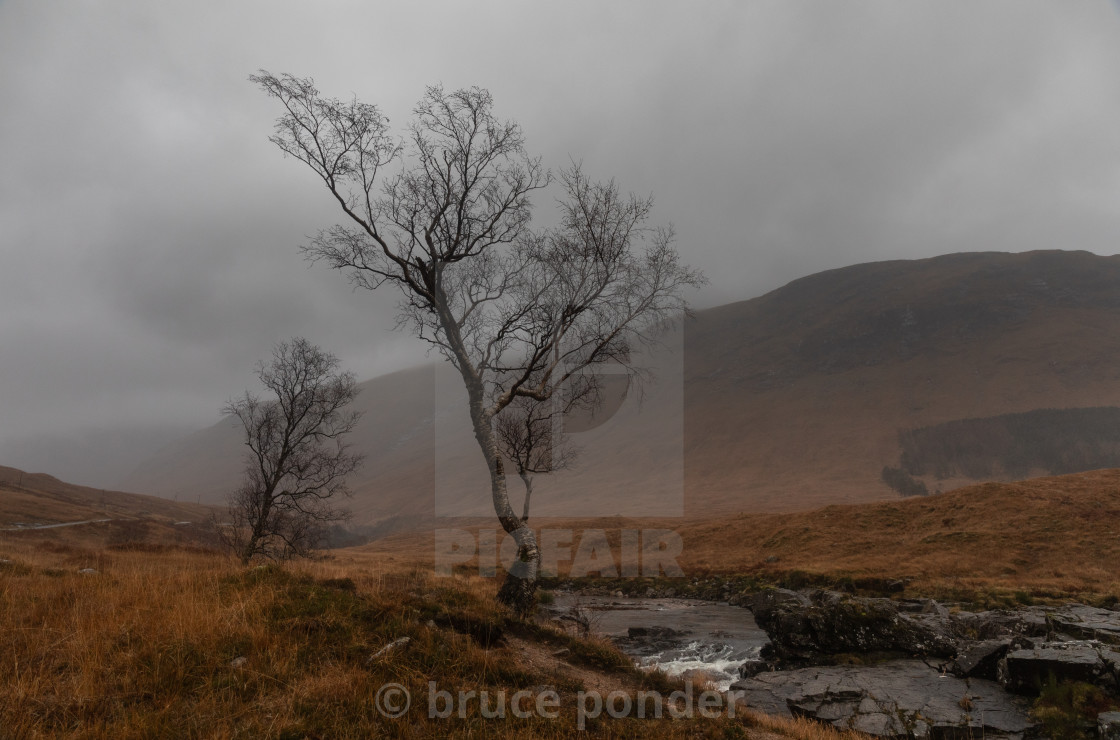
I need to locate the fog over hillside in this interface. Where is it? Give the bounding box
[3,2,1120,484]
[122,251,1120,525]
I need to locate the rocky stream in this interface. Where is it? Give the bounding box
[548,588,1120,739]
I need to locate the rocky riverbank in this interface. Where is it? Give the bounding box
[732,588,1120,738]
[550,582,1120,738]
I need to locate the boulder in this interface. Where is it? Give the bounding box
[739,657,777,679]
[745,588,956,665]
[617,626,689,654]
[897,599,950,620]
[951,639,1012,681]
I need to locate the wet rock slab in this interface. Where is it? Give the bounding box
[953,604,1120,646]
[999,641,1120,695]
[1046,605,1120,645]
[731,661,1034,738]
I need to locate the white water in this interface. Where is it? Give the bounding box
[635,640,761,691]
[553,594,767,691]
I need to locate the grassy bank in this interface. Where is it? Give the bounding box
[0,540,867,739]
[359,469,1120,608]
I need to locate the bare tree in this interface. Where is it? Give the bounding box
[494,373,598,522]
[253,72,704,613]
[223,337,363,563]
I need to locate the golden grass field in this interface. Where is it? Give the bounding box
[678,468,1120,604]
[357,468,1120,607]
[0,540,872,740]
[3,465,1119,736]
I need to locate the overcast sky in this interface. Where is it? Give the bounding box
[2,1,1120,474]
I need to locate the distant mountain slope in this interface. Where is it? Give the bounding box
[123,250,1120,524]
[683,249,1120,510]
[0,465,219,549]
[689,249,1120,387]
[0,465,214,524]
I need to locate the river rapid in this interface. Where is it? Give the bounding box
[553,593,767,690]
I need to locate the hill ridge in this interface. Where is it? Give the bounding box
[113,249,1120,524]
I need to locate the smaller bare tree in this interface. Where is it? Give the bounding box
[494,374,600,521]
[222,338,363,563]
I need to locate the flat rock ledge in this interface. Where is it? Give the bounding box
[731,661,1033,739]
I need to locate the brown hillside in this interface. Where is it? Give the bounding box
[122,250,1120,524]
[685,249,1120,510]
[678,468,1120,598]
[354,468,1120,601]
[0,465,218,549]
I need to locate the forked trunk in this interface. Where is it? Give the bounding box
[488,447,541,616]
[441,297,542,616]
[520,472,534,522]
[464,380,541,616]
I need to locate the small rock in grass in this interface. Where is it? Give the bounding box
[367,636,411,664]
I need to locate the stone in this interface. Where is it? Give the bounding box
[367,636,411,663]
[1046,604,1120,646]
[851,711,906,736]
[617,626,689,654]
[730,661,1033,738]
[951,609,1049,641]
[897,598,950,619]
[952,639,1011,680]
[1100,646,1120,677]
[745,588,956,665]
[999,641,1116,695]
[1099,711,1120,740]
[738,657,775,678]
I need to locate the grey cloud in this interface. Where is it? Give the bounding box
[1,0,1119,483]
